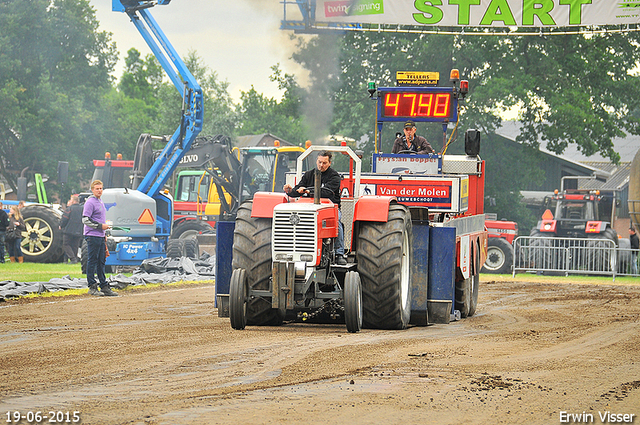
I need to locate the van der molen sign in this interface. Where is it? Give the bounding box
[317,1,640,27]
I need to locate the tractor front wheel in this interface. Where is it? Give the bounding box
[344,271,363,333]
[356,203,412,330]
[229,268,248,330]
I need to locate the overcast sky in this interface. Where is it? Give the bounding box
[89,0,306,101]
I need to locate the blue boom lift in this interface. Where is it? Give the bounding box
[103,1,203,266]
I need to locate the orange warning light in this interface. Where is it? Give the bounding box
[138,209,155,225]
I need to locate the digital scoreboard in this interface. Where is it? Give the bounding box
[376,87,458,123]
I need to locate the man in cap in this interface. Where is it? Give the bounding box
[391,120,435,154]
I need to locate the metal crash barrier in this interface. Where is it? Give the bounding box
[513,236,620,280]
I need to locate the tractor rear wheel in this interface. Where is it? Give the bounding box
[468,243,480,317]
[481,237,513,274]
[455,276,473,318]
[233,201,283,326]
[344,271,363,333]
[171,219,213,240]
[456,240,481,318]
[229,268,248,330]
[587,229,618,272]
[356,203,412,330]
[528,229,558,270]
[20,205,64,263]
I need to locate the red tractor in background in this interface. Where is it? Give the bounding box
[530,189,618,243]
[528,188,619,271]
[483,215,518,274]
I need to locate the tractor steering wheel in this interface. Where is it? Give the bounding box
[301,187,315,196]
[397,150,418,154]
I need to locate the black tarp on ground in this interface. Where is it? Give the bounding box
[0,255,216,301]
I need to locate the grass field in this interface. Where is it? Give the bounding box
[1,261,637,286]
[0,262,87,283]
[0,262,212,300]
[484,272,639,286]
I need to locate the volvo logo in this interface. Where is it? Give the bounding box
[289,212,300,226]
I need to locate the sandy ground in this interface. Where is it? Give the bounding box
[0,279,639,425]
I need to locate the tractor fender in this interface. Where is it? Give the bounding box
[353,196,396,222]
[251,192,288,218]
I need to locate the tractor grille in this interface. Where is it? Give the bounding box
[273,210,317,257]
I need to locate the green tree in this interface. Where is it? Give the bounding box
[150,51,237,143]
[451,30,640,164]
[0,0,117,197]
[236,65,307,144]
[291,29,640,227]
[119,48,163,110]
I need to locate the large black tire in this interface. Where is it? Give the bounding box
[81,239,88,274]
[356,203,412,330]
[344,271,363,333]
[481,237,514,274]
[183,238,200,259]
[586,230,618,272]
[617,238,632,273]
[171,219,213,240]
[20,205,64,263]
[232,201,283,326]
[528,229,558,270]
[468,243,480,317]
[166,239,185,258]
[229,268,248,330]
[455,276,473,318]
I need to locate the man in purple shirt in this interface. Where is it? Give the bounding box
[83,180,117,296]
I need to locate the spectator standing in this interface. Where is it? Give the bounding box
[83,180,117,297]
[0,202,10,263]
[6,205,26,263]
[60,195,83,263]
[630,226,639,275]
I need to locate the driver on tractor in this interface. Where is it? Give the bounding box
[391,120,435,154]
[283,150,347,265]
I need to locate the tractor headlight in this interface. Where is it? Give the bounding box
[275,253,293,261]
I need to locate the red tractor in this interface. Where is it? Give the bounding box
[222,70,487,332]
[228,141,487,332]
[528,189,618,270]
[229,146,412,332]
[482,217,518,274]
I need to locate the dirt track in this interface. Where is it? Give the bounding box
[1,279,639,425]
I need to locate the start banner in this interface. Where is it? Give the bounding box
[316,0,640,27]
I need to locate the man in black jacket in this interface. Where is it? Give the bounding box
[0,202,9,263]
[391,120,435,154]
[283,151,346,265]
[60,195,84,264]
